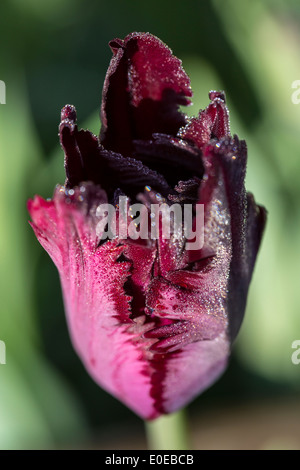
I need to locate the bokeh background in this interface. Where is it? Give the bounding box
[0,0,300,450]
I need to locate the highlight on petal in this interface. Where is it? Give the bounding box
[28,32,266,420]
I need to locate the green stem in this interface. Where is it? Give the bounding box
[145,409,190,450]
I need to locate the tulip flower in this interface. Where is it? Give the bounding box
[28,32,266,420]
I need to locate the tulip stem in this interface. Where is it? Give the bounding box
[145,409,190,450]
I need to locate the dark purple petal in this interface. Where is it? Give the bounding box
[59,106,86,186]
[60,105,171,199]
[133,133,203,190]
[28,185,230,419]
[100,32,192,157]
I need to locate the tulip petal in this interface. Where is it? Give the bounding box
[59,106,171,199]
[133,133,203,189]
[200,136,267,340]
[28,182,231,418]
[100,32,192,156]
[28,184,229,419]
[179,91,230,148]
[28,186,156,418]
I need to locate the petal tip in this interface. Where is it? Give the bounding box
[61,104,77,123]
[209,90,226,103]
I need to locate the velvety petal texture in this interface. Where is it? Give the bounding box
[28,33,266,420]
[100,32,192,157]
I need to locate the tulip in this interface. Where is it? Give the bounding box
[28,32,266,420]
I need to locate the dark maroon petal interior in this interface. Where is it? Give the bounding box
[60,106,172,200]
[226,193,266,340]
[133,133,203,189]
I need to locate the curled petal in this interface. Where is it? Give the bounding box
[59,105,171,199]
[100,32,192,156]
[179,91,230,149]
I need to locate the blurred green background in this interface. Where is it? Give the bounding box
[0,0,300,450]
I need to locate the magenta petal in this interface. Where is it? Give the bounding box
[28,187,156,418]
[28,184,230,419]
[100,32,192,157]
